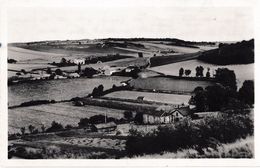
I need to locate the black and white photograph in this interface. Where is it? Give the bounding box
[2,0,257,162]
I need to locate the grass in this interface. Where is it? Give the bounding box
[8,76,130,106]
[132,136,254,158]
[129,76,215,93]
[149,52,200,67]
[8,102,125,134]
[149,59,254,89]
[104,91,191,105]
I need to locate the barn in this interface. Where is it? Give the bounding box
[93,122,117,132]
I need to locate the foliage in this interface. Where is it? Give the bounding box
[78,118,90,128]
[55,69,63,76]
[191,85,240,112]
[195,66,204,77]
[20,127,25,135]
[91,84,104,97]
[184,69,191,76]
[134,113,143,124]
[198,39,254,65]
[83,67,98,77]
[28,125,35,134]
[238,80,254,106]
[8,59,17,64]
[124,111,133,121]
[138,52,143,58]
[179,68,184,77]
[126,113,253,156]
[214,68,237,91]
[46,121,64,133]
[89,115,106,124]
[46,67,52,74]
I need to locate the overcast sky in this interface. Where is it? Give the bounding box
[7,6,254,42]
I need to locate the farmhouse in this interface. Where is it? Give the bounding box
[143,106,190,124]
[93,122,117,132]
[73,58,85,65]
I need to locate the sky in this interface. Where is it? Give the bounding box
[7,6,254,42]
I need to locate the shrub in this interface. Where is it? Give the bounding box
[46,121,64,132]
[78,118,90,128]
[124,111,133,121]
[134,113,143,124]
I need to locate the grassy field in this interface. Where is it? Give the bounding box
[129,76,215,93]
[9,102,126,134]
[149,59,254,88]
[8,47,66,63]
[104,91,191,105]
[8,76,130,106]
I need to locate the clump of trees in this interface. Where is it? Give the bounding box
[126,113,253,157]
[214,68,237,91]
[50,58,76,67]
[91,84,104,97]
[195,66,204,77]
[83,67,98,77]
[198,39,254,65]
[8,59,17,64]
[238,80,254,106]
[190,80,254,112]
[46,121,64,133]
[184,69,191,76]
[179,68,184,77]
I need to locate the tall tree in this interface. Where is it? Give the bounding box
[184,69,191,76]
[179,68,184,77]
[238,80,254,106]
[214,68,237,91]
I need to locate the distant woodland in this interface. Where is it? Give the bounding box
[198,39,254,65]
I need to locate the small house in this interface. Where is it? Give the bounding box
[93,122,117,132]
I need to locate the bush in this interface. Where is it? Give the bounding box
[46,121,64,133]
[124,111,133,121]
[78,118,90,128]
[134,113,143,124]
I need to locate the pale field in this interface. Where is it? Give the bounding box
[129,76,215,93]
[8,102,125,134]
[140,42,202,54]
[150,59,254,89]
[8,76,130,106]
[8,63,56,72]
[104,91,191,105]
[8,47,67,63]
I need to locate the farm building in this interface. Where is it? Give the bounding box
[73,59,85,65]
[93,122,117,132]
[143,106,190,124]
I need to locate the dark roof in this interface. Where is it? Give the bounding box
[94,122,117,129]
[173,106,190,116]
